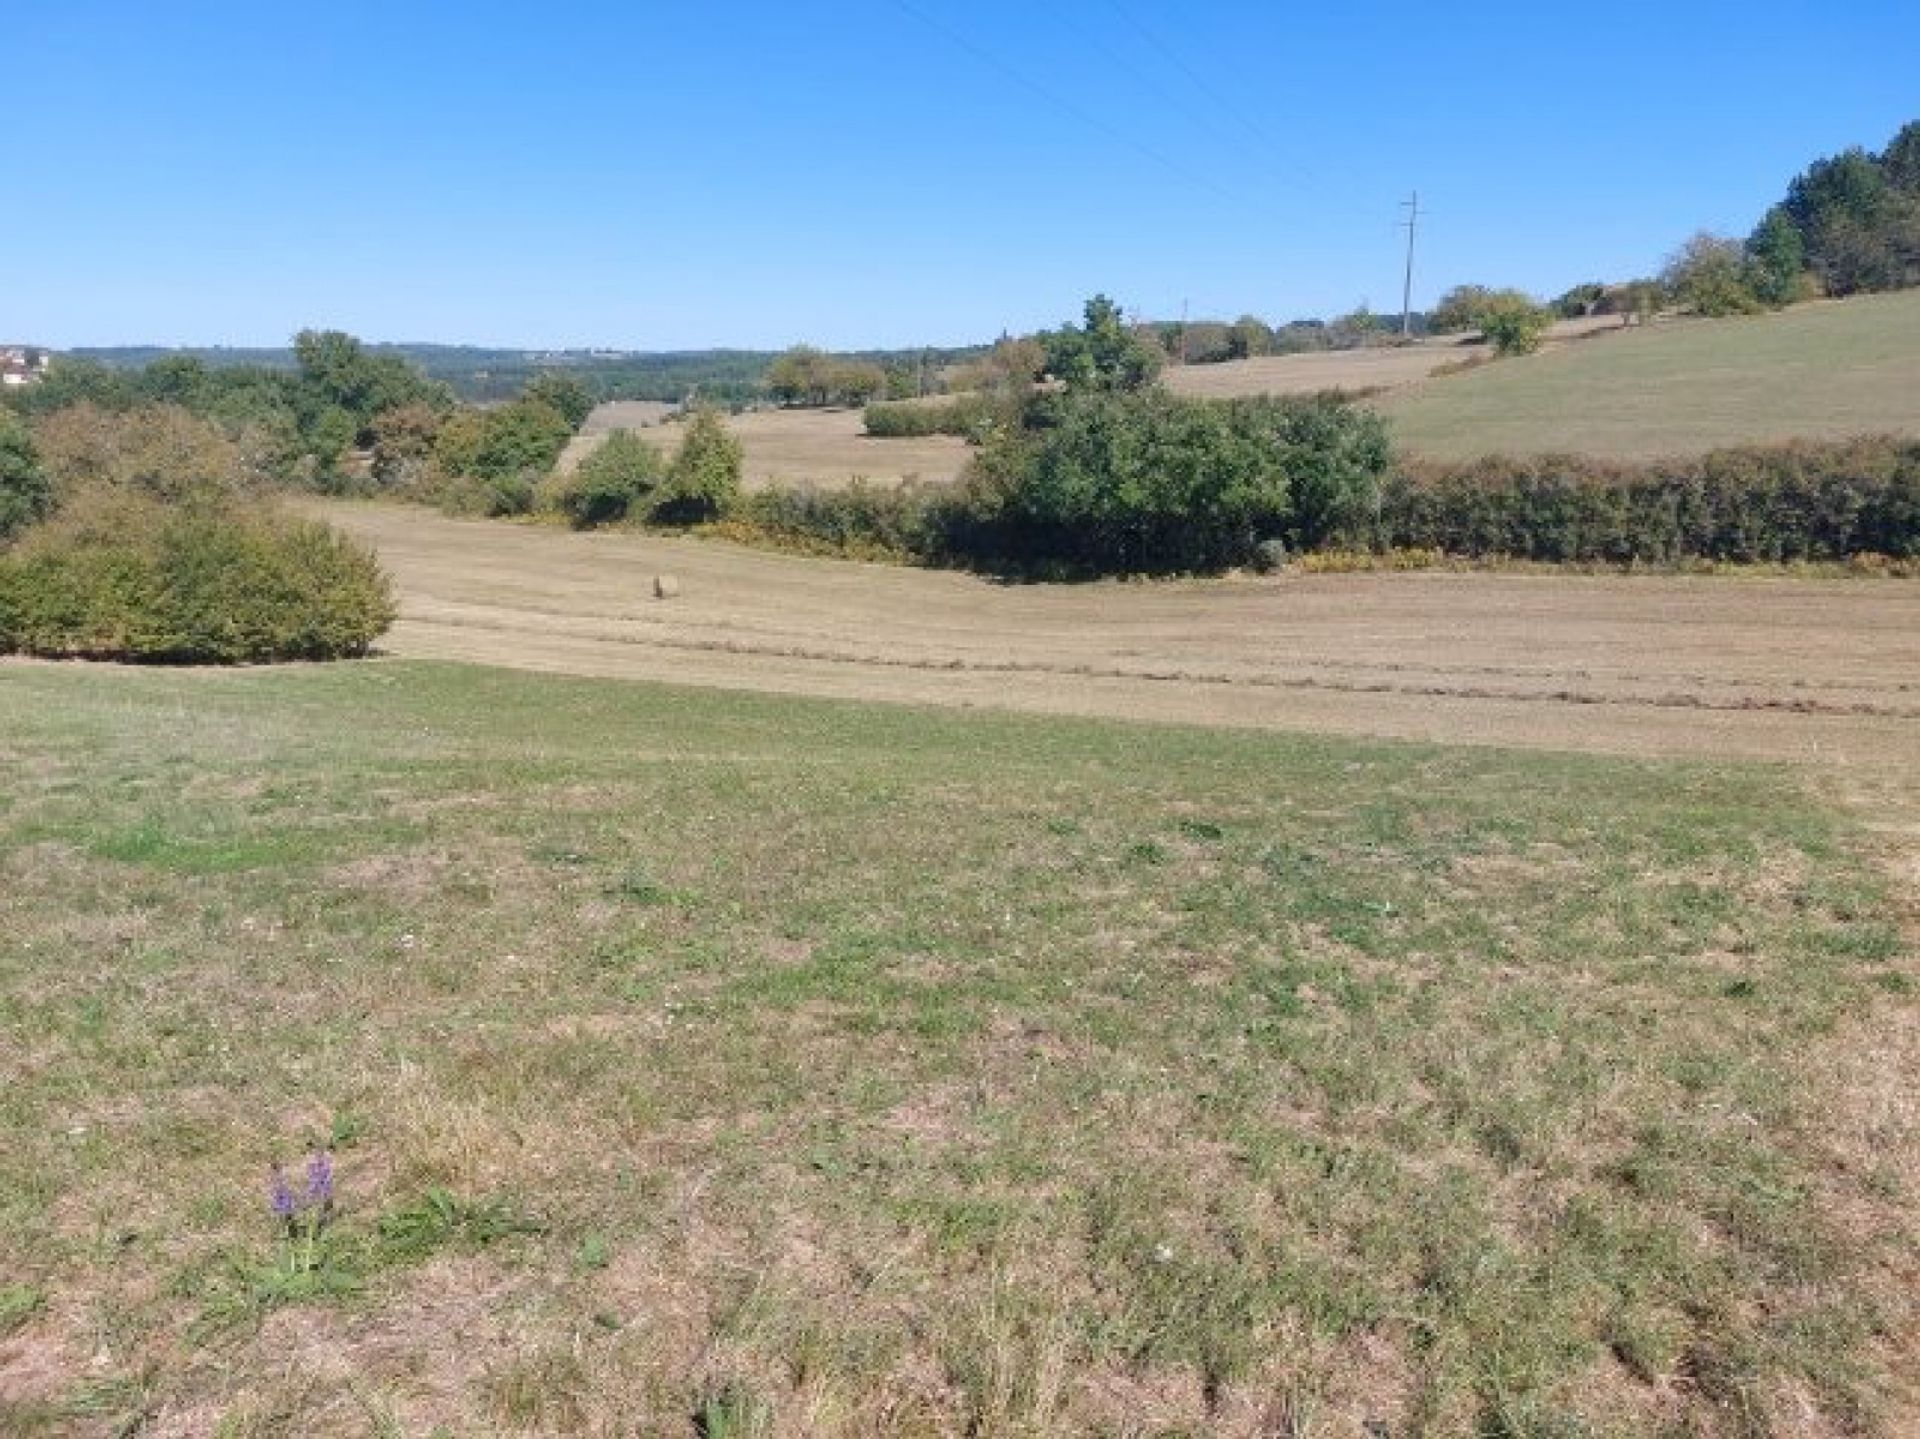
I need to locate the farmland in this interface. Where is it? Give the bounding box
[1378,291,1920,460]
[3,644,1916,1435]
[317,503,1920,781]
[7,360,1920,1435]
[553,295,1920,491]
[562,404,972,491]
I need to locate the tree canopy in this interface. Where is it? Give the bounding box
[1042,294,1163,394]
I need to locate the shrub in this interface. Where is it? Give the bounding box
[431,400,573,486]
[0,492,395,662]
[437,472,538,518]
[543,430,663,528]
[1475,292,1554,355]
[656,408,742,524]
[1375,439,1920,562]
[713,481,946,562]
[1042,295,1164,394]
[1663,233,1764,317]
[863,394,1012,440]
[954,391,1388,574]
[0,412,50,544]
[520,372,595,431]
[30,401,249,506]
[370,403,446,490]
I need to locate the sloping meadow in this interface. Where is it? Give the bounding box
[0,661,1912,1434]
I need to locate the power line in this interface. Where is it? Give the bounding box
[1042,6,1264,163]
[889,0,1243,209]
[1098,0,1385,226]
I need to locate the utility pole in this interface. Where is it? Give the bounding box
[1398,192,1420,337]
[1179,297,1190,366]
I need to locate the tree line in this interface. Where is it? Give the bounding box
[1423,117,1920,353]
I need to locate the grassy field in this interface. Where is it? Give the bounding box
[1377,291,1920,461]
[2,659,1915,1435]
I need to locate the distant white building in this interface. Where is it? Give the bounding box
[1,345,50,385]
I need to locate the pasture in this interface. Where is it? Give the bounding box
[5,499,1918,1434]
[1378,290,1920,460]
[1,653,1915,1436]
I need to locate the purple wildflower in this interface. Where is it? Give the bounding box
[305,1149,335,1209]
[268,1164,297,1222]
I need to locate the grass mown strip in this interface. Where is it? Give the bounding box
[0,659,1912,1434]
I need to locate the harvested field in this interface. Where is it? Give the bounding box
[1164,337,1475,398]
[564,404,971,489]
[553,400,677,475]
[319,502,1920,786]
[1162,318,1623,400]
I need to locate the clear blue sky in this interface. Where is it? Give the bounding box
[9,1,1916,350]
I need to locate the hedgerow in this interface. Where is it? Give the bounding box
[862,394,1013,440]
[1374,438,1920,561]
[711,481,950,562]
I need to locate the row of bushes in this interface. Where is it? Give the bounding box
[541,411,744,529]
[862,393,1012,440]
[1377,439,1920,562]
[0,492,394,662]
[711,393,1390,576]
[701,427,1920,575]
[712,482,949,562]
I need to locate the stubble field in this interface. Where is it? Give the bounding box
[320,503,1920,787]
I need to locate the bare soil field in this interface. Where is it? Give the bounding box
[321,502,1920,792]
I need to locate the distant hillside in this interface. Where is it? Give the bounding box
[1374,290,1920,460]
[65,341,991,407]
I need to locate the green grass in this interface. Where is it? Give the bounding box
[0,659,1912,1434]
[1379,289,1920,460]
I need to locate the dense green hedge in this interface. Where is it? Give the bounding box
[1377,439,1920,561]
[953,392,1389,574]
[0,495,395,662]
[862,394,1012,440]
[711,432,1920,573]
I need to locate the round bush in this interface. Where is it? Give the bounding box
[0,493,396,663]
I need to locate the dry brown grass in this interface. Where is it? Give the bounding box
[563,406,971,490]
[317,501,1920,779]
